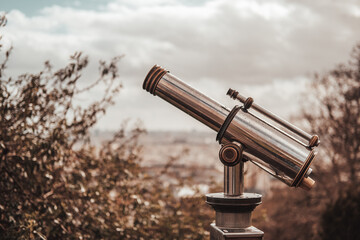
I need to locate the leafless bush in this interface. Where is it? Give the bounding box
[0,15,212,240]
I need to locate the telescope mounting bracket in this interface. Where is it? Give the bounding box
[205,143,264,240]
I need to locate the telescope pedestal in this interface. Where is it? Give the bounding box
[209,224,263,240]
[206,193,264,240]
[206,148,264,239]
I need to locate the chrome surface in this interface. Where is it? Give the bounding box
[224,161,244,196]
[143,65,317,189]
[154,72,229,132]
[243,152,294,186]
[227,88,313,141]
[224,108,310,184]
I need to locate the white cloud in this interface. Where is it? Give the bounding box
[1,0,359,131]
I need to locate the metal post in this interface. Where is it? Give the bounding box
[224,161,244,196]
[206,150,264,239]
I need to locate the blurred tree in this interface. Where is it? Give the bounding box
[305,43,360,192]
[320,189,360,240]
[257,43,360,240]
[0,15,213,239]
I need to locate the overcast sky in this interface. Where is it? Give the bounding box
[1,0,360,132]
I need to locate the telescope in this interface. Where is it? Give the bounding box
[142,65,319,239]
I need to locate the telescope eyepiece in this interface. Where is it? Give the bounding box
[143,65,168,95]
[227,88,239,99]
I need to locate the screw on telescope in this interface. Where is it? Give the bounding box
[309,135,320,148]
[222,147,236,163]
[219,143,243,166]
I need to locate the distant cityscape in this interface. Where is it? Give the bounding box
[91,130,280,195]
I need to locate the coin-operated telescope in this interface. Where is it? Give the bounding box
[142,65,320,239]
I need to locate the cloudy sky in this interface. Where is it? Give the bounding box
[1,0,360,132]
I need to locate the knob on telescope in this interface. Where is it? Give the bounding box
[219,143,244,166]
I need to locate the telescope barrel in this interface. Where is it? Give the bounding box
[143,65,316,190]
[143,65,229,132]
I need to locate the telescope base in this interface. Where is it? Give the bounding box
[206,192,264,240]
[210,224,264,240]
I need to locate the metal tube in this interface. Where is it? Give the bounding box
[227,88,319,148]
[149,70,229,132]
[224,161,244,196]
[224,108,311,182]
